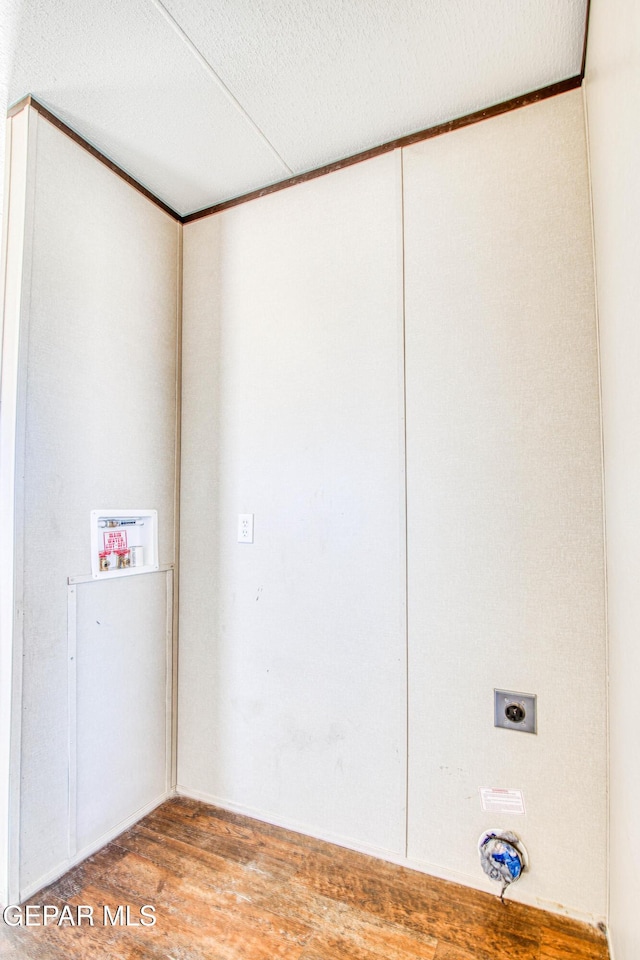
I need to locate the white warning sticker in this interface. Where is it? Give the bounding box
[480,787,525,815]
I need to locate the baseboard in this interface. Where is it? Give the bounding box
[176,784,606,932]
[606,926,615,959]
[405,852,607,931]
[18,789,174,903]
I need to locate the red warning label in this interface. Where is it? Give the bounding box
[103,529,128,552]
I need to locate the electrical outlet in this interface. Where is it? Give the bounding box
[494,689,537,734]
[237,514,254,543]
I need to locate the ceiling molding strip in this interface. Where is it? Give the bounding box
[7,75,583,226]
[6,95,182,222]
[183,75,583,223]
[581,0,593,79]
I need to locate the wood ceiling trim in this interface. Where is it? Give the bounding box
[8,74,584,226]
[7,95,182,222]
[183,75,583,223]
[581,0,593,79]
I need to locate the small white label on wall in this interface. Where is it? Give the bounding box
[480,787,525,815]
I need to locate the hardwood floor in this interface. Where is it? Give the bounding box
[0,797,609,959]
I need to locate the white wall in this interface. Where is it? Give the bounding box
[585,2,640,955]
[0,106,33,908]
[0,80,610,925]
[0,106,180,900]
[179,90,607,921]
[404,89,607,919]
[178,151,408,855]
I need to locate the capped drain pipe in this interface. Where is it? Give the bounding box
[478,830,527,903]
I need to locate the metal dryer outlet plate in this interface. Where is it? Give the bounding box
[494,689,537,734]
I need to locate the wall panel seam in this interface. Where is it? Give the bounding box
[581,80,611,929]
[171,222,183,790]
[399,146,410,861]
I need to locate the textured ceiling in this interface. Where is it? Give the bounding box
[5,0,588,215]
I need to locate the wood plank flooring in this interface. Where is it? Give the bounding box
[0,797,609,959]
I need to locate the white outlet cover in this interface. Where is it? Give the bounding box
[237,513,254,543]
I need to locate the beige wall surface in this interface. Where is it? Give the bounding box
[180,89,607,920]
[5,109,179,898]
[404,89,607,919]
[178,151,408,855]
[1,82,610,924]
[75,574,171,852]
[585,1,640,955]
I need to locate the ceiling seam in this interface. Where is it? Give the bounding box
[146,0,294,176]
